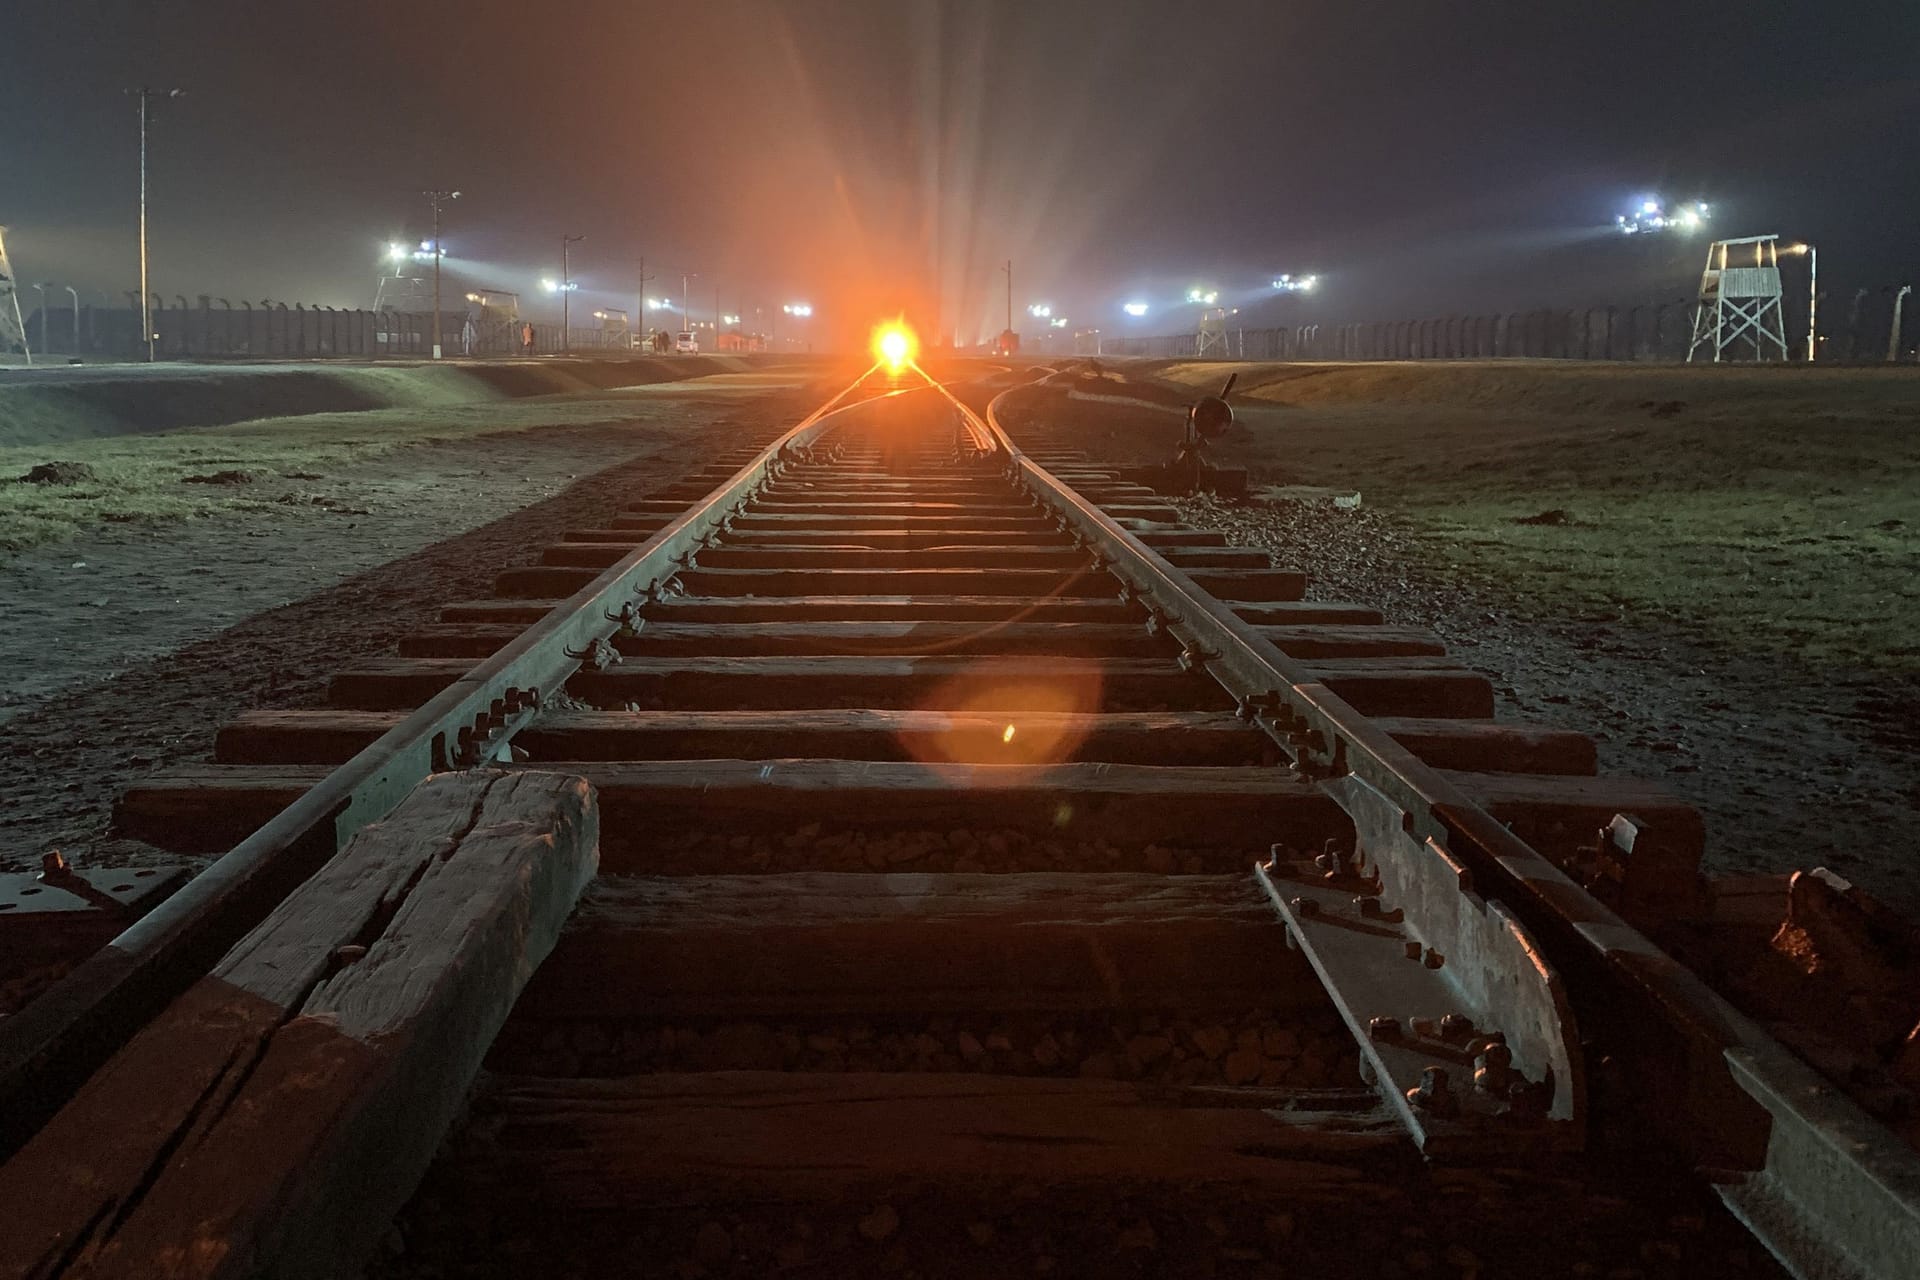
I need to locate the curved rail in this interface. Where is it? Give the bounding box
[953,368,1920,1280]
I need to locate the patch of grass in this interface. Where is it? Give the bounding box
[1139,361,1920,674]
[0,393,706,555]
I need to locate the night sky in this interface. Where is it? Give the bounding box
[3,0,1915,346]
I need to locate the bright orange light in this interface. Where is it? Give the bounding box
[871,320,917,370]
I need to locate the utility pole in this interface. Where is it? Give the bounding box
[636,255,651,350]
[129,86,183,363]
[561,234,584,354]
[1004,259,1013,336]
[681,271,697,337]
[714,284,722,347]
[1806,243,1818,363]
[424,189,459,359]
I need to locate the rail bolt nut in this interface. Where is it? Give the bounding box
[1464,1032,1507,1062]
[40,849,71,877]
[1439,1013,1474,1042]
[1405,1066,1457,1116]
[1403,941,1424,961]
[1289,895,1321,918]
[1473,1042,1515,1095]
[1354,895,1383,918]
[1368,1016,1401,1042]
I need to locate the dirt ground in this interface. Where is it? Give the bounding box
[1015,360,1920,913]
[0,373,823,874]
[0,366,807,552]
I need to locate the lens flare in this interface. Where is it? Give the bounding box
[871,320,918,371]
[895,657,1104,775]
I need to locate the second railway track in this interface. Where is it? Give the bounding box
[3,359,1916,1278]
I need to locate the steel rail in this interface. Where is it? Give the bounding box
[957,370,1920,1280]
[0,364,888,1153]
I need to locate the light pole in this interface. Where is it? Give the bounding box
[128,87,182,362]
[636,255,651,350]
[681,271,698,337]
[1002,259,1013,336]
[558,234,584,353]
[31,284,47,355]
[1788,242,1819,362]
[424,189,459,358]
[64,286,79,354]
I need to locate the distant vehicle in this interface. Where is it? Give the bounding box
[675,331,699,354]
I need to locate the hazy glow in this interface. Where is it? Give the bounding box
[1617,197,1710,235]
[872,318,917,369]
[1123,301,1149,316]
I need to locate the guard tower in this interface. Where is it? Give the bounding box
[0,226,31,363]
[1687,235,1789,362]
[1196,307,1230,358]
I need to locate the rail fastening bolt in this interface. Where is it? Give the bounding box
[1406,1065,1456,1116]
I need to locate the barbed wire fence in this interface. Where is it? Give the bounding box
[14,294,640,361]
[1097,288,1918,363]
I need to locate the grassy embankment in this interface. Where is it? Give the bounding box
[1150,361,1920,674]
[0,360,814,554]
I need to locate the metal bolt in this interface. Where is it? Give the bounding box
[1354,895,1383,918]
[332,944,368,966]
[1403,941,1423,960]
[1368,1016,1401,1042]
[39,849,71,878]
[1474,1042,1516,1095]
[1405,1065,1456,1116]
[1290,896,1321,918]
[1465,1032,1507,1060]
[1439,1013,1474,1041]
[1422,947,1445,970]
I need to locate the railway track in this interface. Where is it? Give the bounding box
[2,359,1917,1278]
